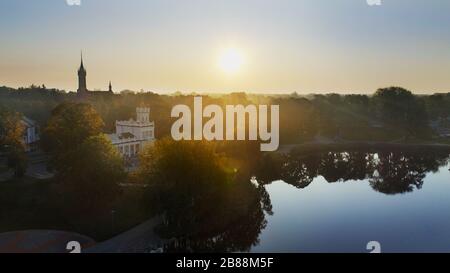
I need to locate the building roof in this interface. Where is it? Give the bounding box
[21,116,37,128]
[116,119,155,127]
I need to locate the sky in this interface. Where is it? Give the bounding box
[1,0,450,94]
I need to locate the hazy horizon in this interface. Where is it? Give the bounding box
[1,0,450,94]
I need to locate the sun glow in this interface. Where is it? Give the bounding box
[218,48,244,75]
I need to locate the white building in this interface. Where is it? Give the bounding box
[107,107,155,157]
[21,116,39,151]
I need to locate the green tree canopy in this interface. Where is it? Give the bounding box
[42,102,104,158]
[138,139,231,233]
[426,94,450,123]
[57,134,125,213]
[138,138,270,251]
[42,103,124,214]
[373,87,429,139]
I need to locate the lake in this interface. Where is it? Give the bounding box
[160,149,450,253]
[251,150,450,253]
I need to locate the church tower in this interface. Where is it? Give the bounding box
[77,53,87,94]
[136,107,150,123]
[109,81,113,93]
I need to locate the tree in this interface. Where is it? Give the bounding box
[373,87,429,140]
[367,151,447,195]
[426,94,450,124]
[138,138,270,251]
[138,139,231,235]
[42,102,104,165]
[6,146,27,177]
[0,109,27,177]
[57,134,125,213]
[41,102,124,214]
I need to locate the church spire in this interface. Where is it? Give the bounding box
[109,81,113,93]
[77,51,87,94]
[79,51,85,71]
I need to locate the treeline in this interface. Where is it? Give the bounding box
[1,85,450,144]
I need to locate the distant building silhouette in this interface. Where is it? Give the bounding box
[76,53,114,97]
[77,53,88,95]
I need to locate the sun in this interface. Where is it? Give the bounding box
[218,48,244,75]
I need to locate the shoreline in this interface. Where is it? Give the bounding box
[278,141,450,154]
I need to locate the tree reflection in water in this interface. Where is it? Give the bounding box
[163,180,272,253]
[369,151,449,194]
[258,150,449,195]
[164,149,449,252]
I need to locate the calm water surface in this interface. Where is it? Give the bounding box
[251,151,450,253]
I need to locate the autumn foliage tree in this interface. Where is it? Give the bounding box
[0,108,27,177]
[42,103,124,213]
[42,102,104,167]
